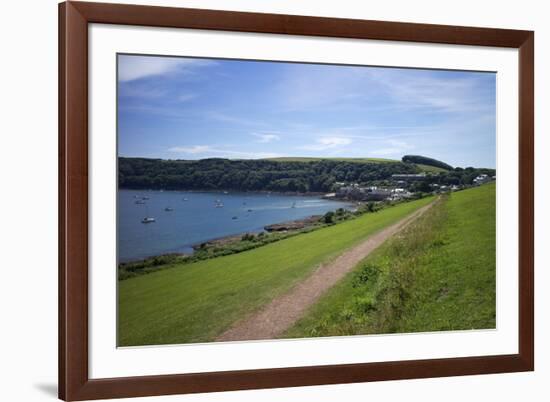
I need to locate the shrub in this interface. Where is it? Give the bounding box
[241,233,255,242]
[323,211,335,224]
[352,263,380,287]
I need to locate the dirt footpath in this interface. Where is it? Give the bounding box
[216,200,436,342]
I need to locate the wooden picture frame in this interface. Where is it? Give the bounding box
[59,1,534,400]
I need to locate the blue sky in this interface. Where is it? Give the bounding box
[118,54,496,168]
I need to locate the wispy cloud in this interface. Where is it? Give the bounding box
[167,145,211,154]
[371,139,413,157]
[207,112,268,128]
[252,133,281,143]
[118,55,215,82]
[364,68,494,114]
[299,136,352,151]
[167,145,281,159]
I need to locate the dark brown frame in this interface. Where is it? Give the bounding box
[59,1,534,400]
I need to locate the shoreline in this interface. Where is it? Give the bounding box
[118,213,328,266]
[118,189,359,266]
[119,187,339,198]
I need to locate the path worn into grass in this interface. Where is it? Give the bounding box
[217,199,437,342]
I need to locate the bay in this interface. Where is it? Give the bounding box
[118,189,353,262]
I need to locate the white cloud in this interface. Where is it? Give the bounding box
[319,137,352,146]
[371,139,413,157]
[168,145,211,154]
[167,145,281,159]
[252,133,281,143]
[118,55,214,82]
[208,112,267,128]
[299,136,352,151]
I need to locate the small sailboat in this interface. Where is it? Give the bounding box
[141,205,155,223]
[291,202,296,208]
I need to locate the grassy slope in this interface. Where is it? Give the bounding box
[284,183,495,338]
[118,196,433,346]
[416,163,448,173]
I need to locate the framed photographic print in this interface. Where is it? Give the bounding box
[59,1,534,400]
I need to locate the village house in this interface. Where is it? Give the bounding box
[336,185,412,202]
[473,174,492,185]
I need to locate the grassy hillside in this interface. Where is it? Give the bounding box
[284,183,496,338]
[416,163,448,173]
[118,196,433,346]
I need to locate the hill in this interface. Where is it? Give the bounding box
[118,156,487,192]
[118,157,419,192]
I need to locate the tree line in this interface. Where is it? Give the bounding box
[118,157,495,193]
[119,157,419,192]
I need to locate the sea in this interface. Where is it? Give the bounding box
[118,189,353,262]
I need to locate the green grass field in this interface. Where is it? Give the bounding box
[284,183,496,338]
[118,196,433,346]
[415,163,449,173]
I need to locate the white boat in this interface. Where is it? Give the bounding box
[164,207,173,212]
[140,204,155,223]
[135,200,145,204]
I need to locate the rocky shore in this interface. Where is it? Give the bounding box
[263,215,322,232]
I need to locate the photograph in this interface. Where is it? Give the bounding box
[116,54,496,347]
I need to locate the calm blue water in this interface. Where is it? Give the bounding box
[118,190,353,262]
